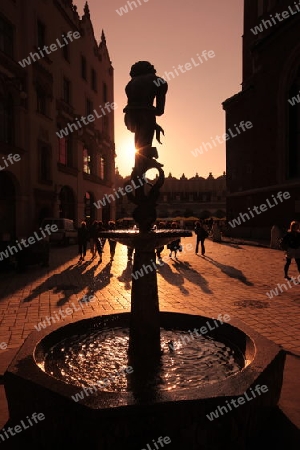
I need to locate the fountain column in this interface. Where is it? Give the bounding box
[129,243,160,358]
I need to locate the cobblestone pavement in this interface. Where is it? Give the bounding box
[0,234,300,358]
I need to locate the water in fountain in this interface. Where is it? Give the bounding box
[40,325,244,392]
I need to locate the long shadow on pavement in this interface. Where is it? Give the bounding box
[157,260,189,294]
[21,259,113,307]
[80,261,113,303]
[158,259,213,295]
[204,256,253,286]
[117,260,133,291]
[0,245,79,303]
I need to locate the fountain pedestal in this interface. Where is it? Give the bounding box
[100,229,192,363]
[129,246,160,358]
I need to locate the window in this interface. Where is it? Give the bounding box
[0,16,13,57]
[83,147,91,174]
[97,154,105,179]
[62,33,69,61]
[288,69,300,178]
[36,87,47,115]
[91,69,97,91]
[0,95,14,144]
[37,20,46,48]
[86,98,93,116]
[57,134,73,167]
[103,82,107,102]
[103,116,109,133]
[81,56,87,80]
[257,0,264,16]
[257,0,274,16]
[39,143,51,182]
[84,192,91,221]
[63,77,71,104]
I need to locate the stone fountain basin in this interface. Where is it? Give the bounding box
[4,311,285,450]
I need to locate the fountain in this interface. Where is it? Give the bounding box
[3,62,285,449]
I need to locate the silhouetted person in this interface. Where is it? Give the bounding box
[167,222,181,259]
[107,220,117,261]
[89,220,98,259]
[78,221,89,262]
[194,220,209,256]
[156,221,165,262]
[281,221,300,280]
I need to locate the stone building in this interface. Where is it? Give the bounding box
[223,0,300,238]
[0,0,115,242]
[115,170,226,221]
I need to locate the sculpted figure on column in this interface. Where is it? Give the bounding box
[123,61,168,175]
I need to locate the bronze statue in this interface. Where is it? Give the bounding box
[123,61,168,175]
[123,61,168,232]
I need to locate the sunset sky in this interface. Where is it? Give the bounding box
[75,0,244,179]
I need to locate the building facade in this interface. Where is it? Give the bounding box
[0,0,115,243]
[115,170,227,220]
[223,0,300,238]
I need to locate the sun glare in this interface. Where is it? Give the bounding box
[116,135,136,175]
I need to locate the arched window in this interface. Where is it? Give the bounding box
[84,191,95,224]
[0,94,14,144]
[257,0,265,16]
[0,16,13,57]
[83,147,91,174]
[288,67,300,178]
[97,154,105,180]
[57,129,73,167]
[39,142,52,182]
[36,86,47,115]
[59,185,75,220]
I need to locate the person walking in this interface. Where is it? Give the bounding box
[280,221,300,280]
[97,220,107,251]
[167,222,181,259]
[96,221,104,264]
[89,220,99,259]
[78,221,89,262]
[107,220,117,261]
[194,220,208,256]
[156,221,165,263]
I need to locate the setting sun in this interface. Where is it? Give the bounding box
[116,133,136,174]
